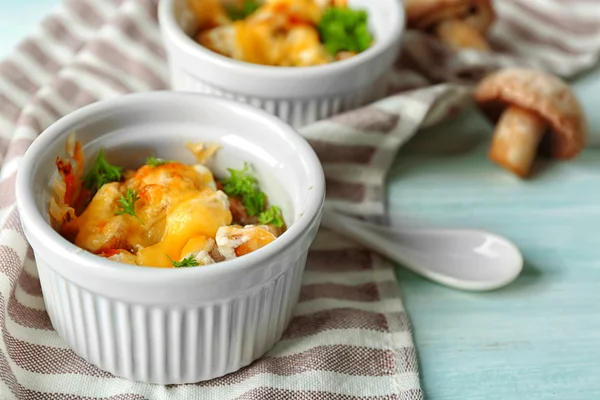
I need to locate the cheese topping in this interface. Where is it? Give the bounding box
[66,162,231,268]
[48,137,285,268]
[52,141,284,269]
[191,0,362,67]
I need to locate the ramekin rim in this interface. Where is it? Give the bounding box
[157,0,406,78]
[15,91,326,283]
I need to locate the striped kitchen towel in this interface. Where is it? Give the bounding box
[0,0,598,399]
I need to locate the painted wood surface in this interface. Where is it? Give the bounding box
[389,67,600,399]
[2,1,600,398]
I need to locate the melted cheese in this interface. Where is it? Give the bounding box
[73,183,130,253]
[195,0,332,66]
[236,0,330,66]
[73,162,232,268]
[135,189,231,267]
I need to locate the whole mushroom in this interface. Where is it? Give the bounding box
[474,68,587,178]
[404,0,496,51]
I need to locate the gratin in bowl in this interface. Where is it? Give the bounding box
[158,0,405,128]
[15,92,326,384]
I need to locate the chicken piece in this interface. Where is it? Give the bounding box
[281,25,331,66]
[197,24,237,57]
[99,249,138,265]
[73,183,132,253]
[179,235,222,266]
[216,225,277,259]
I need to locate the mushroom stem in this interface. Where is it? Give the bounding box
[434,19,490,51]
[489,105,547,178]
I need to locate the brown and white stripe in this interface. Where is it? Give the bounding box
[0,0,599,398]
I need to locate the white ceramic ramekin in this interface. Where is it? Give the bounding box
[158,0,405,128]
[15,92,325,385]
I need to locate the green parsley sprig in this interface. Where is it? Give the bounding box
[258,205,284,227]
[116,189,143,224]
[146,156,175,168]
[221,163,265,216]
[167,254,200,268]
[317,7,373,56]
[226,0,261,21]
[83,149,123,191]
[221,163,284,227]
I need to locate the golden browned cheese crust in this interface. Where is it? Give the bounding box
[474,68,588,159]
[404,0,495,33]
[190,0,334,66]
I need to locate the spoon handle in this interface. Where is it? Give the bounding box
[320,209,420,271]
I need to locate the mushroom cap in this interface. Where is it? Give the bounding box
[474,68,587,159]
[404,0,495,33]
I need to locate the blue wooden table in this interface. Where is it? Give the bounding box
[389,66,600,399]
[2,1,600,398]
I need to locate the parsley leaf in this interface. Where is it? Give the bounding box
[221,163,265,217]
[116,189,143,224]
[146,156,175,168]
[83,149,123,191]
[244,191,265,217]
[167,254,200,268]
[222,163,257,197]
[226,0,261,21]
[221,162,285,224]
[317,7,373,55]
[258,205,284,227]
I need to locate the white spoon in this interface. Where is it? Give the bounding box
[320,209,524,291]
